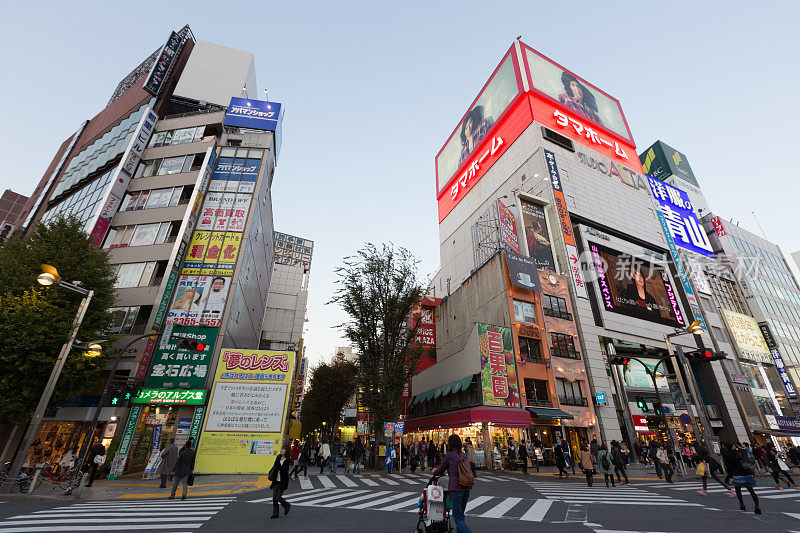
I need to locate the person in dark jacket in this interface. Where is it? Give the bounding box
[518,441,529,474]
[649,441,662,478]
[722,442,761,514]
[611,441,629,485]
[427,439,437,468]
[554,441,569,479]
[431,434,472,533]
[170,440,196,500]
[268,444,292,519]
[157,438,179,488]
[353,437,364,474]
[295,442,311,479]
[84,440,106,487]
[765,444,800,489]
[695,442,731,495]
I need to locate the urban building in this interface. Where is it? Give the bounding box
[0,189,28,243]
[260,231,313,351]
[4,26,286,475]
[793,251,800,273]
[409,41,748,464]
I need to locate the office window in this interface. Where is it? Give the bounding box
[551,332,580,359]
[513,300,536,323]
[519,337,544,363]
[711,326,729,345]
[523,378,550,406]
[113,261,158,288]
[557,378,586,406]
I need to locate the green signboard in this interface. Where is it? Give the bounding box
[144,325,218,389]
[189,406,206,443]
[639,140,698,187]
[117,405,142,456]
[132,388,208,405]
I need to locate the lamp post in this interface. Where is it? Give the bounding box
[3,265,93,493]
[67,332,155,492]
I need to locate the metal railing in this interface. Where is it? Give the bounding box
[525,398,551,407]
[559,395,588,407]
[544,308,573,321]
[551,348,581,360]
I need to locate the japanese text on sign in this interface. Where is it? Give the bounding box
[553,109,628,160]
[648,177,714,258]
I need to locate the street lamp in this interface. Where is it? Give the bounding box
[3,265,94,493]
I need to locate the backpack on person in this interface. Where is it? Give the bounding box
[458,452,475,487]
[601,452,611,471]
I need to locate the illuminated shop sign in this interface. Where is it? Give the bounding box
[133,388,207,405]
[648,177,714,258]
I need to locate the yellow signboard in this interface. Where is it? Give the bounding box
[722,310,772,364]
[195,349,296,474]
[181,231,242,276]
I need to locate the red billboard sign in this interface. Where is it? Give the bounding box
[498,199,520,254]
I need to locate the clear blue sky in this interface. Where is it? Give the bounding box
[2,1,799,367]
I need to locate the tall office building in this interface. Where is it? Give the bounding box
[0,189,28,243]
[5,26,285,474]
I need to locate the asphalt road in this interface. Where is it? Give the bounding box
[1,471,799,532]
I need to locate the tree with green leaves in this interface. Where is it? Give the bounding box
[331,244,425,460]
[0,217,116,424]
[299,360,358,438]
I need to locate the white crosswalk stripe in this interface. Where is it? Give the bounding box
[246,489,558,522]
[529,482,702,506]
[289,472,522,492]
[0,497,235,532]
[639,480,800,500]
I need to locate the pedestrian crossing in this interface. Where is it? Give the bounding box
[636,480,800,501]
[527,481,702,507]
[291,471,523,491]
[0,496,235,532]
[247,488,556,521]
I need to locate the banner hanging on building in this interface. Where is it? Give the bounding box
[519,199,556,271]
[647,177,714,258]
[195,349,295,474]
[477,323,520,408]
[497,199,520,254]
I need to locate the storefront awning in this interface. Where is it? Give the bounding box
[412,376,474,406]
[406,406,531,431]
[526,407,575,420]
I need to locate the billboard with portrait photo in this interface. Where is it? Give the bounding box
[519,199,555,271]
[523,46,632,143]
[589,241,684,327]
[436,53,521,196]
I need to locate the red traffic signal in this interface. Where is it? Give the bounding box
[177,338,207,351]
[609,355,630,366]
[686,350,727,362]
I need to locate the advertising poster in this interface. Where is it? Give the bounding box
[722,310,773,364]
[145,326,217,389]
[436,54,520,195]
[524,46,631,143]
[519,199,555,271]
[621,358,669,390]
[195,349,295,474]
[197,192,252,232]
[647,177,713,258]
[182,231,242,276]
[224,97,283,132]
[477,323,520,407]
[497,200,520,254]
[167,275,230,327]
[589,241,685,327]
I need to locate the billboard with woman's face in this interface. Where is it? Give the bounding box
[436,53,521,196]
[589,241,684,327]
[524,47,633,143]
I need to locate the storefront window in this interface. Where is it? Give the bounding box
[513,299,536,323]
[519,337,544,363]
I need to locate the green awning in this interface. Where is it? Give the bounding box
[457,376,473,392]
[440,382,454,396]
[415,375,474,403]
[526,407,575,420]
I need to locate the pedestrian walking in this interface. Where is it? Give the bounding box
[722,442,761,514]
[590,438,600,463]
[295,441,310,479]
[427,439,437,469]
[169,440,196,500]
[655,443,673,484]
[694,442,732,496]
[418,437,428,471]
[597,444,615,487]
[431,434,473,533]
[554,441,569,479]
[518,440,529,474]
[465,437,478,479]
[611,441,629,484]
[268,444,292,519]
[386,443,397,474]
[288,440,302,478]
[353,437,364,474]
[765,444,800,489]
[330,437,342,473]
[580,443,595,487]
[343,440,353,473]
[157,438,179,488]
[83,440,106,487]
[649,441,662,478]
[619,441,630,465]
[318,440,331,474]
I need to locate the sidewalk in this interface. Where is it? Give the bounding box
[10,473,270,502]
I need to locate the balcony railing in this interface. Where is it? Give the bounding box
[551,348,581,360]
[521,353,546,364]
[559,395,588,407]
[544,308,573,321]
[525,398,551,407]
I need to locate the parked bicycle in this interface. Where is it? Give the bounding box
[33,462,78,491]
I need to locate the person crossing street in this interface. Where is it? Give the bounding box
[268,444,292,519]
[157,438,179,488]
[169,440,196,500]
[597,443,616,488]
[431,434,473,533]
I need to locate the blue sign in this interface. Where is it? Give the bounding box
[394,421,405,434]
[679,413,692,425]
[770,348,797,398]
[224,97,283,132]
[647,177,714,258]
[595,392,606,405]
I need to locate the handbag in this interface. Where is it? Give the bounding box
[696,461,707,477]
[93,454,105,465]
[778,458,790,471]
[187,473,194,486]
[457,453,474,487]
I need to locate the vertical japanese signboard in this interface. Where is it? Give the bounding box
[88,108,158,246]
[759,322,797,398]
[519,199,556,271]
[143,31,184,96]
[195,350,295,474]
[497,199,520,254]
[544,149,587,298]
[722,310,773,364]
[647,177,714,258]
[478,323,520,407]
[292,357,308,415]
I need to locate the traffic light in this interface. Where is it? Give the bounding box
[636,399,649,412]
[653,405,663,416]
[685,350,727,362]
[609,355,630,366]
